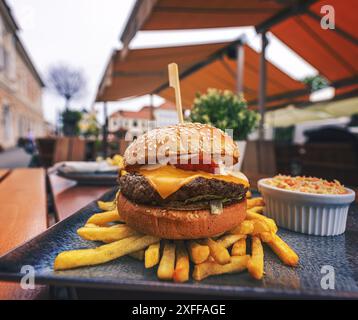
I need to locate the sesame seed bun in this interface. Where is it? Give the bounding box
[124,122,239,167]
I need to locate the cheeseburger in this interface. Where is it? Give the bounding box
[117,122,249,239]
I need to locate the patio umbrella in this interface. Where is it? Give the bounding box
[120,0,301,54]
[265,96,358,127]
[272,0,358,95]
[95,41,309,109]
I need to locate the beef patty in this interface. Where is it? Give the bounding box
[119,172,247,208]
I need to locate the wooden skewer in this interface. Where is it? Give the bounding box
[168,63,184,123]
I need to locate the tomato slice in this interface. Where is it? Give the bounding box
[175,162,218,174]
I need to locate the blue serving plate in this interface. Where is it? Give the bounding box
[0,188,357,299]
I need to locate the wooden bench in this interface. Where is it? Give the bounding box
[0,168,48,300]
[242,141,277,189]
[37,137,87,168]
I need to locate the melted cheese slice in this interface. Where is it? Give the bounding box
[139,165,249,199]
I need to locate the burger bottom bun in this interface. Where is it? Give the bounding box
[117,193,247,239]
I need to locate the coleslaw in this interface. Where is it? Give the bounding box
[266,175,348,195]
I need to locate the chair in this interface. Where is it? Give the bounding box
[36,138,57,167]
[300,143,358,186]
[242,141,277,189]
[37,137,87,167]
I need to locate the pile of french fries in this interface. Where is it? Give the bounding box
[54,192,299,282]
[106,155,125,168]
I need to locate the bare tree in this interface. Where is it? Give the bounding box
[47,65,86,109]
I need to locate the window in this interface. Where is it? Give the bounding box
[6,36,16,80]
[133,120,138,127]
[18,116,24,137]
[0,15,4,42]
[2,104,12,140]
[0,16,5,71]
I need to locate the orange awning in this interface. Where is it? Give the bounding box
[96,41,309,109]
[272,0,358,88]
[119,0,356,95]
[96,41,232,101]
[120,0,308,50]
[141,0,287,30]
[158,45,309,109]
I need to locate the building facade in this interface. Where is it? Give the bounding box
[109,102,178,139]
[153,101,178,127]
[0,1,44,149]
[109,106,156,139]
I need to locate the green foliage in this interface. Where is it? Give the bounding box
[349,113,358,127]
[302,75,329,92]
[189,88,260,140]
[274,126,294,143]
[79,113,100,138]
[61,109,82,136]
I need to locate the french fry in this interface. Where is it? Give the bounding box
[193,255,249,281]
[111,155,125,168]
[145,243,160,269]
[249,206,264,214]
[216,234,246,248]
[246,211,278,233]
[97,200,116,211]
[247,236,264,280]
[252,219,271,235]
[173,241,190,283]
[54,235,159,270]
[230,220,254,235]
[187,241,210,264]
[259,231,274,243]
[129,250,145,261]
[86,209,122,225]
[84,223,98,228]
[202,238,231,265]
[157,241,176,280]
[231,237,247,256]
[77,225,137,243]
[247,197,264,209]
[246,190,252,199]
[266,234,299,267]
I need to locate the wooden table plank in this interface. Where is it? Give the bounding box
[0,169,9,182]
[0,283,48,300]
[0,168,48,300]
[49,173,110,221]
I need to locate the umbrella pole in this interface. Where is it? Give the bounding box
[236,43,244,94]
[258,32,268,141]
[258,32,269,174]
[102,101,108,158]
[150,94,154,123]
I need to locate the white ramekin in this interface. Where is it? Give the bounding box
[258,178,355,236]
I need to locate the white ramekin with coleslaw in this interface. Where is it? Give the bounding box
[258,175,355,236]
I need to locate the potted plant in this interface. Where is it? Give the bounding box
[61,109,82,136]
[190,88,260,169]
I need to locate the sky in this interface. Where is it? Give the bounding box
[8,0,319,125]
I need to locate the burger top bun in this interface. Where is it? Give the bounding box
[124,122,239,167]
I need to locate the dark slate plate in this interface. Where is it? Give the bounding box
[57,170,118,186]
[0,188,357,299]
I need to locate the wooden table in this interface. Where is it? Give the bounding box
[0,168,110,300]
[0,169,9,181]
[48,173,110,221]
[0,168,48,300]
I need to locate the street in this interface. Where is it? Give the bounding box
[0,147,31,168]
